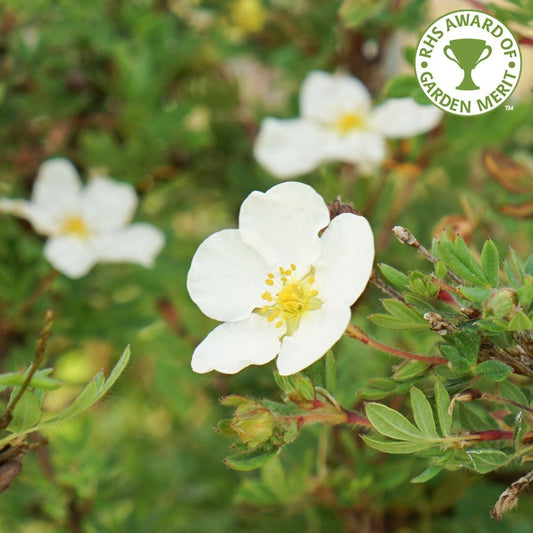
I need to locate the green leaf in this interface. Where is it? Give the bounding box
[439,345,470,374]
[371,299,428,330]
[410,387,439,438]
[459,286,492,302]
[439,236,488,285]
[499,380,529,408]
[378,263,409,290]
[481,239,500,288]
[467,449,509,474]
[0,346,131,447]
[224,447,278,471]
[453,329,480,366]
[434,260,447,280]
[365,402,424,441]
[274,372,315,401]
[507,311,532,331]
[362,435,436,454]
[434,380,452,436]
[0,369,61,390]
[392,361,429,381]
[382,299,427,325]
[505,248,525,287]
[473,360,513,381]
[517,278,533,308]
[7,391,41,433]
[410,462,446,483]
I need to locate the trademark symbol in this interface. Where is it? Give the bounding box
[505,105,514,111]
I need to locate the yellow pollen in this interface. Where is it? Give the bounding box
[336,112,365,135]
[255,264,323,336]
[61,215,90,238]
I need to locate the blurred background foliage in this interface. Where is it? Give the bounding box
[0,0,531,531]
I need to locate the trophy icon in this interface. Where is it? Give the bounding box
[443,39,492,90]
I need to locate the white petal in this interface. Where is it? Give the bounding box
[253,117,327,179]
[44,236,97,278]
[187,229,269,322]
[314,213,374,306]
[82,176,138,231]
[91,223,165,268]
[0,199,58,234]
[191,314,280,374]
[239,182,330,271]
[370,98,443,138]
[276,303,351,375]
[300,70,371,125]
[32,158,82,211]
[323,130,386,169]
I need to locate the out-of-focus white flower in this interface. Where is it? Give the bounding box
[226,55,288,111]
[187,181,374,376]
[254,70,443,179]
[0,158,165,278]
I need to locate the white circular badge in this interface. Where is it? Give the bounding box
[415,10,522,116]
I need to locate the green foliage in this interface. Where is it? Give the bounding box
[0,0,532,530]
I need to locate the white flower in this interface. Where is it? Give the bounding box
[0,158,165,278]
[187,181,374,376]
[253,70,443,179]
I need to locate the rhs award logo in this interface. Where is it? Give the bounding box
[415,10,522,116]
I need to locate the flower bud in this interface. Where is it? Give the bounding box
[487,288,517,318]
[231,402,275,449]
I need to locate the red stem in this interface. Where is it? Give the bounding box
[345,324,448,365]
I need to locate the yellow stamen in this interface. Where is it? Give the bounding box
[336,112,365,135]
[61,215,90,238]
[255,264,322,337]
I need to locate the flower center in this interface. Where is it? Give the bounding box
[257,264,322,336]
[61,215,90,238]
[335,112,365,135]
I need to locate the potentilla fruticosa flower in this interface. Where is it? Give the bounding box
[0,158,165,278]
[253,70,443,179]
[187,181,374,376]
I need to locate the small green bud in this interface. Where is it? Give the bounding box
[486,288,517,318]
[231,402,275,449]
[408,272,439,299]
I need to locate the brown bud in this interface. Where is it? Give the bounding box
[328,197,359,220]
[392,226,419,247]
[424,312,456,335]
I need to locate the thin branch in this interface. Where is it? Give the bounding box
[369,271,406,303]
[0,311,54,431]
[392,226,463,284]
[481,392,533,417]
[345,324,448,365]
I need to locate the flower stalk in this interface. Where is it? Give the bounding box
[345,324,448,365]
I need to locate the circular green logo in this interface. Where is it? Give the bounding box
[415,10,522,116]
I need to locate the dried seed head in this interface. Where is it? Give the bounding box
[328,197,359,220]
